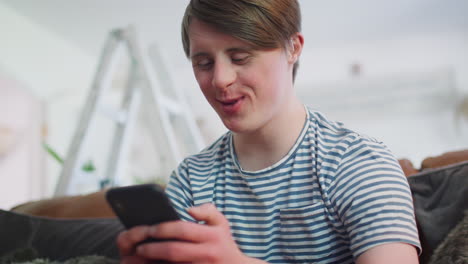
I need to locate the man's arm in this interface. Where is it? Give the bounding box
[356,242,419,264]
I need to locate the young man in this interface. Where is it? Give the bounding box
[117,1,421,263]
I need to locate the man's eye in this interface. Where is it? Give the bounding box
[232,55,250,64]
[195,59,213,69]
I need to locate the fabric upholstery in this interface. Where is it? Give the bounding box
[408,161,468,263]
[0,210,122,261]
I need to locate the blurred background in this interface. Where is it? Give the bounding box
[1,0,467,209]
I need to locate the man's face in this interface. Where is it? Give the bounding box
[188,19,295,134]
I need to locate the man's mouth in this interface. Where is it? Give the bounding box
[218,96,245,114]
[222,100,237,105]
[219,96,244,105]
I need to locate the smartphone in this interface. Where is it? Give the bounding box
[106,183,180,230]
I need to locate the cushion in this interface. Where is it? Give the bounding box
[407,161,468,263]
[0,209,123,261]
[427,211,468,264]
[421,149,468,170]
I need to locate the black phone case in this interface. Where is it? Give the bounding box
[106,184,180,229]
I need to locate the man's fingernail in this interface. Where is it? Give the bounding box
[149,226,157,234]
[137,246,145,254]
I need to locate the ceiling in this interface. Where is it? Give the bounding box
[2,0,467,61]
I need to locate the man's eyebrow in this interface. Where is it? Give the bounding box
[190,52,209,60]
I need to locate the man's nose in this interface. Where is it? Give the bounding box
[211,60,236,90]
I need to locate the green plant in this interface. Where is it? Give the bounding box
[81,160,96,173]
[43,142,96,173]
[43,142,64,165]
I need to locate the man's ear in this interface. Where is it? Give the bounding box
[288,32,304,64]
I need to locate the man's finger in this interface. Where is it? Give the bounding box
[121,255,151,264]
[187,203,228,227]
[137,241,210,263]
[117,225,151,255]
[148,220,214,242]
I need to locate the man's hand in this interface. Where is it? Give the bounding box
[117,203,266,264]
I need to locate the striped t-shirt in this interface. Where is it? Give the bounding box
[165,107,421,263]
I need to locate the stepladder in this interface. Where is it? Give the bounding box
[54,26,205,196]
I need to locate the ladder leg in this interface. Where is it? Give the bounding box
[54,31,122,196]
[102,62,141,187]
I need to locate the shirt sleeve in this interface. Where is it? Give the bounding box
[165,159,196,222]
[326,134,421,259]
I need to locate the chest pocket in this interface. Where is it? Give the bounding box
[280,203,334,262]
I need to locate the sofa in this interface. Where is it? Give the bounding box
[2,150,467,264]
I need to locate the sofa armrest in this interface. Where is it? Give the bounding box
[10,190,115,219]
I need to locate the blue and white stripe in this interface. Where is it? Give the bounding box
[166,107,421,263]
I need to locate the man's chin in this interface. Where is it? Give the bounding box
[222,119,244,133]
[223,121,260,135]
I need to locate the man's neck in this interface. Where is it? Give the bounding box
[233,100,306,171]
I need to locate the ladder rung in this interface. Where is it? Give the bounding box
[159,95,184,115]
[98,105,129,124]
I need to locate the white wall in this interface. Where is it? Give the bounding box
[0,73,45,209]
[0,3,96,198]
[296,31,468,166]
[296,31,468,91]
